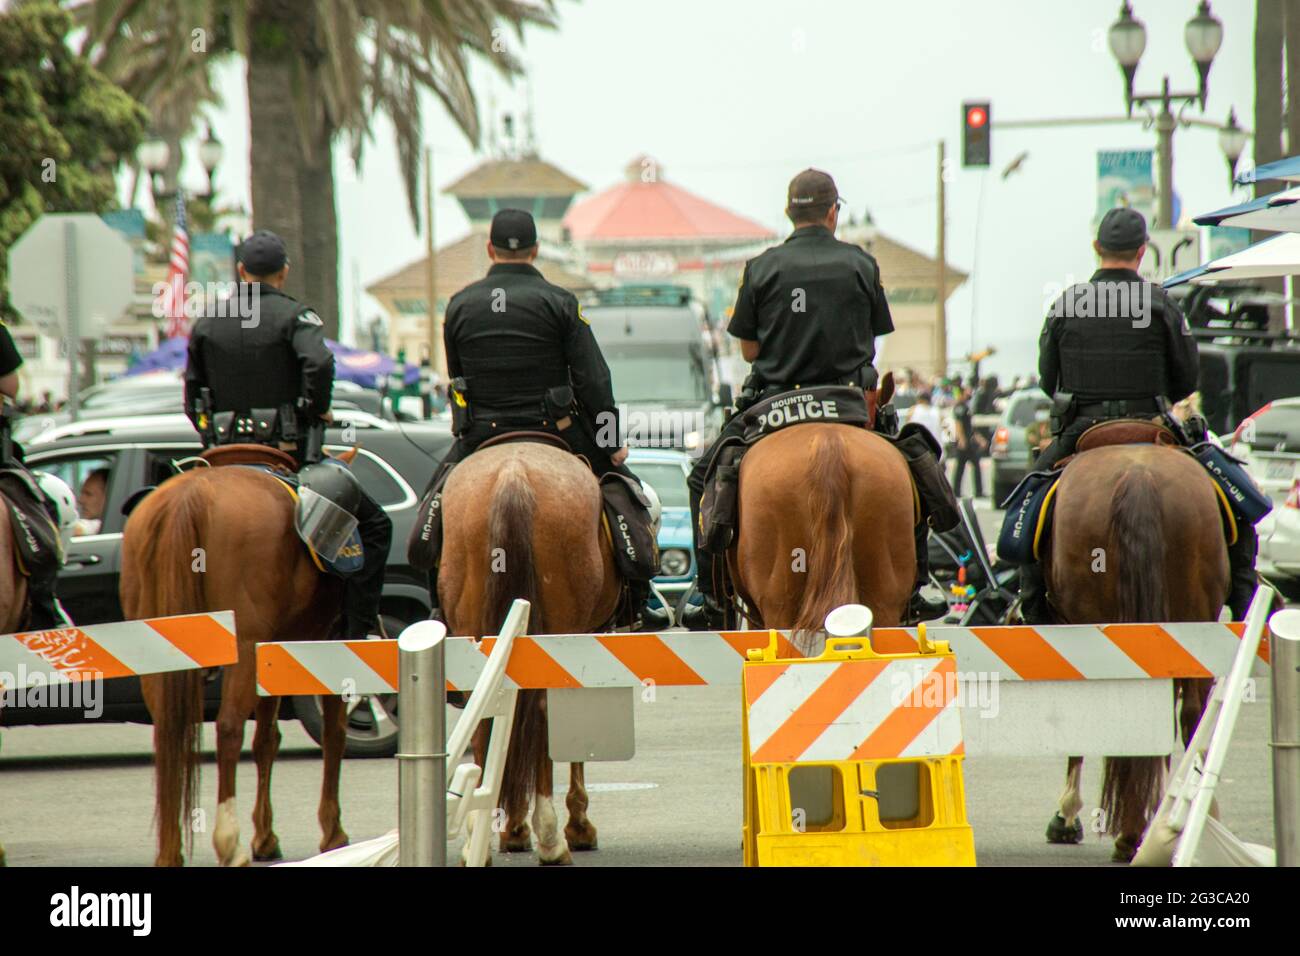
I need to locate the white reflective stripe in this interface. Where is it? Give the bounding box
[938,628,1012,677]
[794,660,933,761]
[447,641,513,691]
[89,622,203,674]
[1165,623,1247,674]
[899,696,964,759]
[745,662,838,756]
[660,632,749,684]
[0,641,78,687]
[1037,625,1149,679]
[532,636,636,687]
[285,643,389,696]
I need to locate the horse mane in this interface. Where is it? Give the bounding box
[790,429,858,649]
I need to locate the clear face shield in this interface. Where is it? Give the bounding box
[295,487,360,562]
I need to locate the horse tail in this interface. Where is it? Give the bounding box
[481,459,548,823]
[1102,465,1168,841]
[791,429,858,647]
[126,476,209,856]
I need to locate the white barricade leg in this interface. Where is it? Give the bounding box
[462,687,518,867]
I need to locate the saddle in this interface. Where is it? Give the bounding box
[477,430,572,454]
[1074,418,1177,454]
[199,443,298,473]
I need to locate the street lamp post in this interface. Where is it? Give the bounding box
[137,125,224,214]
[1108,1,1228,229]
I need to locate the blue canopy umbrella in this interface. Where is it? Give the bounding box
[1235,154,1300,186]
[1193,187,1300,233]
[123,337,418,388]
[1163,232,1300,288]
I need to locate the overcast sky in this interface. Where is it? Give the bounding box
[167,0,1261,379]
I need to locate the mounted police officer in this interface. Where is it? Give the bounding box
[184,230,393,641]
[411,209,665,627]
[682,169,953,629]
[1020,207,1259,622]
[0,320,76,628]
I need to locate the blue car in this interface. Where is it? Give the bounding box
[627,448,696,605]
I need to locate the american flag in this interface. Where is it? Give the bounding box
[164,191,190,339]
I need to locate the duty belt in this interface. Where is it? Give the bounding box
[1074,397,1162,418]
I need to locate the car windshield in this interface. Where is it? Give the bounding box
[1008,394,1050,427]
[606,349,708,404]
[1245,405,1300,451]
[633,461,690,508]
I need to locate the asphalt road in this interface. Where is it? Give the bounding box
[0,493,1283,868]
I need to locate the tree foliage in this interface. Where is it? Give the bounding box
[0,0,147,322]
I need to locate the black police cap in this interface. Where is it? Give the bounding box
[238,230,289,275]
[489,209,537,252]
[1097,207,1149,250]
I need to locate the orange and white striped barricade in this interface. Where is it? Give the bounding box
[741,625,976,867]
[0,612,238,702]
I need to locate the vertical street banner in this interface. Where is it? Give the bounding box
[1096,149,1155,224]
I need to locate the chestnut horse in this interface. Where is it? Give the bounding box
[730,423,916,643]
[121,459,354,866]
[439,441,621,865]
[1043,444,1226,861]
[0,506,31,867]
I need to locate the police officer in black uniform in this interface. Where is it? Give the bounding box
[0,320,69,628]
[421,209,665,625]
[683,169,949,628]
[185,230,393,640]
[1020,208,1260,622]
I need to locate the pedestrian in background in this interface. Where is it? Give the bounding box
[950,385,985,497]
[905,389,944,453]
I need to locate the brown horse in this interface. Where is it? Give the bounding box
[439,441,621,865]
[121,459,353,866]
[1044,444,1226,860]
[730,423,916,642]
[0,505,31,867]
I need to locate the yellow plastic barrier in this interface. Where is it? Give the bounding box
[741,625,976,866]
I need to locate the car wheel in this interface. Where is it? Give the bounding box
[294,612,412,758]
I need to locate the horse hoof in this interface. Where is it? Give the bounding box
[320,832,349,854]
[539,851,574,866]
[1112,835,1139,863]
[1046,813,1084,844]
[565,826,598,852]
[501,837,534,853]
[252,843,283,862]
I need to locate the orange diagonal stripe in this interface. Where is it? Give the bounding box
[596,634,706,685]
[851,659,956,759]
[503,638,581,689]
[257,645,333,695]
[1103,625,1210,678]
[870,628,921,654]
[751,661,886,764]
[146,614,238,667]
[345,640,400,690]
[743,662,791,707]
[1225,622,1272,665]
[971,626,1085,680]
[15,628,133,681]
[717,631,803,660]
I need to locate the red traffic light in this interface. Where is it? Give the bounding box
[966,105,987,128]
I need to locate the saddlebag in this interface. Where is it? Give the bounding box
[600,473,659,581]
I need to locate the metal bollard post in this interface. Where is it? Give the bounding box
[1269,609,1300,867]
[397,620,448,867]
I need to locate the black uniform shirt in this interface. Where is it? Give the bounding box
[1039,267,1198,404]
[0,322,24,378]
[184,284,335,424]
[444,262,617,426]
[727,224,894,388]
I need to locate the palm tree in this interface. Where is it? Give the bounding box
[79,0,556,337]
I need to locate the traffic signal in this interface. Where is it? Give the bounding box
[962,101,991,168]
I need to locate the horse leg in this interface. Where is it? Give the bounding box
[213,662,255,867]
[533,757,571,865]
[250,696,283,861]
[1047,757,1085,844]
[317,694,350,852]
[564,762,598,851]
[1102,755,1165,863]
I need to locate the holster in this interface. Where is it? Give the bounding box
[544,385,576,428]
[891,424,960,533]
[1049,391,1075,437]
[734,372,764,414]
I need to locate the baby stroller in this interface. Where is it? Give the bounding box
[926,497,1019,625]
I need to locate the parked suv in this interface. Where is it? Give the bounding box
[988,389,1053,505]
[3,413,454,757]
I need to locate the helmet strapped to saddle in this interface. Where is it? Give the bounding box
[32,471,77,533]
[295,459,362,562]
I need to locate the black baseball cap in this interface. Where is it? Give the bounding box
[1097,207,1149,250]
[787,168,842,210]
[490,209,538,251]
[238,230,288,275]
